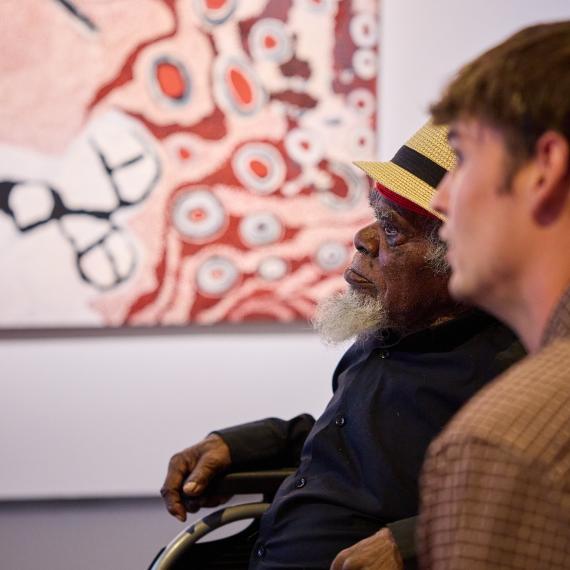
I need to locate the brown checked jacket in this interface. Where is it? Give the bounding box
[419,286,570,569]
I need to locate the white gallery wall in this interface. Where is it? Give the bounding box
[0,327,343,498]
[380,0,570,157]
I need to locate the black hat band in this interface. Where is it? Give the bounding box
[391,145,448,189]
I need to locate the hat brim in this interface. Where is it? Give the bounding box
[353,160,446,221]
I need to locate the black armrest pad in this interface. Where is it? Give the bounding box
[208,468,296,498]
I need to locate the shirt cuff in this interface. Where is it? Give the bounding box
[386,516,417,560]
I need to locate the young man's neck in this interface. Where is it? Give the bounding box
[501,268,570,353]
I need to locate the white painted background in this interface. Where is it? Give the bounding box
[1,0,570,502]
[0,327,344,498]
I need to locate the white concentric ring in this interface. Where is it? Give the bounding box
[315,241,349,272]
[213,57,266,116]
[172,189,226,241]
[239,212,283,247]
[196,256,239,296]
[349,13,378,49]
[193,0,237,25]
[320,162,367,210]
[348,126,375,156]
[248,18,293,64]
[150,55,192,107]
[284,128,324,166]
[232,143,286,195]
[299,0,334,13]
[352,49,377,80]
[257,256,288,281]
[347,88,375,117]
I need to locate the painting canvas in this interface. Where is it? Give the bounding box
[0,0,378,327]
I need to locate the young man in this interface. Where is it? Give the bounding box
[160,124,524,569]
[420,21,570,569]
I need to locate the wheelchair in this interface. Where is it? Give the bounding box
[149,469,294,569]
[149,468,417,569]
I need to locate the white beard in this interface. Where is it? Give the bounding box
[312,289,388,345]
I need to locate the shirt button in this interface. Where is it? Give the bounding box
[378,350,390,359]
[255,544,265,558]
[295,477,306,488]
[335,415,346,427]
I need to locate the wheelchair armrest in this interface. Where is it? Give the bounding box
[149,469,296,569]
[206,468,296,500]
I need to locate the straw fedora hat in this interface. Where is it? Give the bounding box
[353,122,455,220]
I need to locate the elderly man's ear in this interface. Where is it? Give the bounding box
[527,131,570,225]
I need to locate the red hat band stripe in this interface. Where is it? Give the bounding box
[374,182,438,220]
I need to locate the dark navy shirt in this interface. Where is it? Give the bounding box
[217,312,524,570]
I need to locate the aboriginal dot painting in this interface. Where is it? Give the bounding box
[0,0,378,327]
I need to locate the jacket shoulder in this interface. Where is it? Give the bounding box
[435,339,570,481]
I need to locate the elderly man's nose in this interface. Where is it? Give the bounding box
[354,223,379,257]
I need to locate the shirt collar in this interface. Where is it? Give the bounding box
[541,285,570,347]
[365,310,496,353]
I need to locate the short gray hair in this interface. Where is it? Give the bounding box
[424,221,450,276]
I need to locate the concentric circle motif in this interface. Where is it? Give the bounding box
[177,145,193,162]
[193,0,236,25]
[166,135,199,166]
[239,212,283,247]
[347,88,375,117]
[352,49,377,80]
[248,18,293,64]
[172,189,227,242]
[315,241,349,272]
[300,0,334,13]
[150,56,191,107]
[232,143,286,195]
[348,126,375,156]
[213,57,265,116]
[349,13,378,49]
[320,162,367,210]
[196,256,239,296]
[257,256,288,281]
[284,128,324,166]
[339,69,355,85]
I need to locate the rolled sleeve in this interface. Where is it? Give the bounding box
[213,414,315,469]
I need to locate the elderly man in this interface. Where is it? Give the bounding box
[160,123,523,569]
[420,21,570,569]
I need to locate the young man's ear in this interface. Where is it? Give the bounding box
[529,131,570,225]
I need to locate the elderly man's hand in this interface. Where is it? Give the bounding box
[330,528,404,570]
[160,433,232,522]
